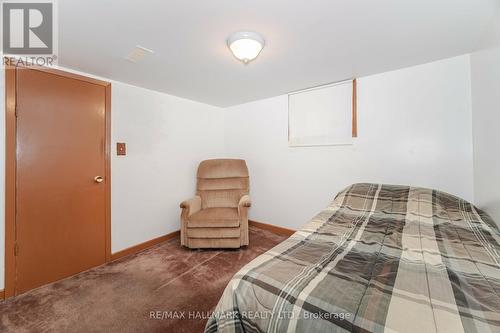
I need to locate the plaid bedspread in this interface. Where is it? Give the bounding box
[205,183,500,333]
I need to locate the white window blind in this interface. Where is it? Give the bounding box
[288,80,354,147]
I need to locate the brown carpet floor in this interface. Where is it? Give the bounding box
[0,227,287,333]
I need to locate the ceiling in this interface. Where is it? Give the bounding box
[59,0,499,107]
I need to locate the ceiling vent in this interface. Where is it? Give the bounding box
[125,45,154,63]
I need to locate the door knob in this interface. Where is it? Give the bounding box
[94,176,104,183]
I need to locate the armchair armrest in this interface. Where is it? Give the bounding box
[238,194,251,208]
[180,196,201,217]
[180,196,201,247]
[238,195,251,246]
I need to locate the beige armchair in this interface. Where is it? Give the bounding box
[180,159,251,248]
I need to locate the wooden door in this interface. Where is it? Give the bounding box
[13,67,110,294]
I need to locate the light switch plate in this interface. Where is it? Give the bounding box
[117,142,126,156]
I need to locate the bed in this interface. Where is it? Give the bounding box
[205,183,500,333]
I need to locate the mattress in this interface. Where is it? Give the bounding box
[204,183,500,333]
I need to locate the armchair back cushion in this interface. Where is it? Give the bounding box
[196,159,249,209]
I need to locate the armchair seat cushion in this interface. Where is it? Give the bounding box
[188,208,240,228]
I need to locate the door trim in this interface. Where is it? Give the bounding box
[4,65,112,298]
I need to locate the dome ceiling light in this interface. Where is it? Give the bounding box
[227,31,265,64]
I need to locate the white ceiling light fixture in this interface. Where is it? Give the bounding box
[227,31,265,64]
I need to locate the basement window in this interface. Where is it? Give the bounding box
[288,79,357,147]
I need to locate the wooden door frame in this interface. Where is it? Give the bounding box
[4,65,112,298]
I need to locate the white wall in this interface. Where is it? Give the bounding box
[224,55,474,229]
[0,67,224,289]
[471,10,500,227]
[110,82,224,252]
